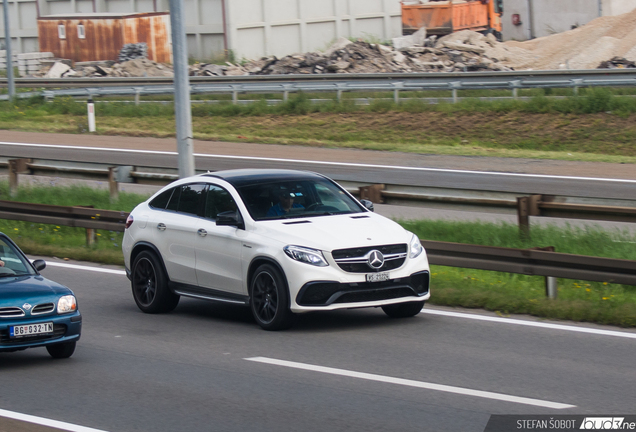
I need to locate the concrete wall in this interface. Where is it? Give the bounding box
[501,0,636,41]
[225,0,401,60]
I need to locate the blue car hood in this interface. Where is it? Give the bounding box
[0,275,72,307]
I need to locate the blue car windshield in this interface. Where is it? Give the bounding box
[235,177,366,221]
[0,238,36,277]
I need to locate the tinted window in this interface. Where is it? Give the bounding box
[149,188,174,210]
[204,185,238,220]
[234,177,364,221]
[178,184,206,216]
[166,186,181,212]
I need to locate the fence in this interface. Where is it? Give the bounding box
[2,69,636,102]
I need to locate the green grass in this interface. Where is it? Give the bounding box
[0,182,634,327]
[2,90,635,163]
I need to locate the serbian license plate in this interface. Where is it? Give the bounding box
[366,272,389,282]
[10,322,54,338]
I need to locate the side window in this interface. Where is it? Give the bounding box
[166,186,181,212]
[149,188,175,210]
[204,185,237,220]
[178,184,206,216]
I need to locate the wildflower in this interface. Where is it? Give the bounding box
[586,288,591,292]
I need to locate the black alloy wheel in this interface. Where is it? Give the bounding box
[381,300,425,318]
[131,251,179,313]
[250,264,296,331]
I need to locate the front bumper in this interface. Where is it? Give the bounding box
[0,311,82,352]
[296,270,430,309]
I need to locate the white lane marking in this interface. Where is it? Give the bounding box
[421,309,636,339]
[2,141,635,184]
[0,409,108,432]
[36,262,636,340]
[245,357,575,409]
[43,261,126,276]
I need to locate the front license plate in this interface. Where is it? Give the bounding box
[10,322,54,338]
[366,272,389,282]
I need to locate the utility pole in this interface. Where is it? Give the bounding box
[2,0,15,100]
[169,0,195,178]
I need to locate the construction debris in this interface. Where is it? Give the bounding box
[118,43,148,63]
[23,7,636,78]
[598,56,636,69]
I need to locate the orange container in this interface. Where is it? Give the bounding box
[38,12,172,63]
[402,0,501,36]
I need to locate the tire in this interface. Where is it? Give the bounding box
[131,251,180,314]
[249,264,296,331]
[382,300,425,318]
[46,341,76,359]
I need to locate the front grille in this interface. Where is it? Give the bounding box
[0,324,67,345]
[32,303,55,315]
[297,271,430,306]
[332,243,407,273]
[0,307,25,318]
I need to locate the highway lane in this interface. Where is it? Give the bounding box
[1,141,636,201]
[1,261,634,432]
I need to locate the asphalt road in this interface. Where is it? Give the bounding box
[1,261,635,432]
[1,131,636,201]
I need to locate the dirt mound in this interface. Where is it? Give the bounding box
[503,8,636,69]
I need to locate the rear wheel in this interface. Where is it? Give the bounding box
[46,341,76,359]
[250,264,296,331]
[382,300,425,318]
[131,251,180,313]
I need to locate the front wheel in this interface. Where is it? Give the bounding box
[46,341,76,359]
[382,300,425,318]
[131,251,180,313]
[249,264,296,331]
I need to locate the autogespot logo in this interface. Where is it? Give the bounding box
[580,417,632,430]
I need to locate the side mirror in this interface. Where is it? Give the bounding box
[216,210,244,229]
[32,259,46,271]
[360,199,375,212]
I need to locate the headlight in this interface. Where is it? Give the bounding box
[409,233,424,259]
[57,295,77,314]
[284,245,328,267]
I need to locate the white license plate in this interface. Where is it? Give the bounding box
[10,322,54,338]
[366,272,389,282]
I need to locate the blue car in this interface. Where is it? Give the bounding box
[0,233,81,358]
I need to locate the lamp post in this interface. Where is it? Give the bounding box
[169,0,195,178]
[2,0,15,100]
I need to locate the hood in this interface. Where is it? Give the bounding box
[0,275,73,307]
[255,212,411,252]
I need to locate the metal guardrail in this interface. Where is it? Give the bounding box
[0,199,633,293]
[4,158,636,232]
[2,69,636,102]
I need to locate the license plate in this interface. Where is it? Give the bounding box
[366,272,389,282]
[10,322,54,338]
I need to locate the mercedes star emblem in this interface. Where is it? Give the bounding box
[367,250,385,269]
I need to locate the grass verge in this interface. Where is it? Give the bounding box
[0,182,634,327]
[1,90,636,162]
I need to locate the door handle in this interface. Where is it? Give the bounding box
[157,223,167,231]
[197,228,207,237]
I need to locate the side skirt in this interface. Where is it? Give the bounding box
[169,282,249,306]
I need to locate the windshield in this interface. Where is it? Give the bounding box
[0,237,36,277]
[234,176,366,221]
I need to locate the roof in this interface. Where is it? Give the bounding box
[39,12,169,20]
[201,169,326,188]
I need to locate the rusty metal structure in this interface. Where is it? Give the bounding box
[37,12,172,63]
[401,0,503,36]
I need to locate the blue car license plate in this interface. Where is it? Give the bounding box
[10,322,54,338]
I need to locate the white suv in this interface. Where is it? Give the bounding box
[122,169,430,330]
